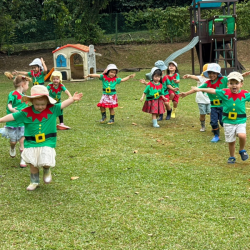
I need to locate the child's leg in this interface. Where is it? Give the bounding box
[43,166,52,184]
[27,164,40,191]
[200,114,206,132]
[19,137,27,168]
[173,101,178,108]
[238,129,248,161]
[238,133,246,151]
[152,113,160,128]
[100,107,106,123]
[10,141,17,158]
[19,136,25,151]
[165,102,172,120]
[210,107,220,142]
[59,115,64,125]
[171,101,178,118]
[107,108,115,124]
[228,141,236,157]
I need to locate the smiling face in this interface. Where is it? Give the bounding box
[52,76,60,86]
[107,69,117,78]
[32,96,48,112]
[31,65,40,73]
[168,63,176,73]
[228,79,243,94]
[208,71,219,81]
[152,74,161,84]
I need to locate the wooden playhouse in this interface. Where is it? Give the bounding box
[52,44,96,81]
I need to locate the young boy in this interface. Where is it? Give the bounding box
[180,63,228,142]
[183,64,210,132]
[192,71,249,164]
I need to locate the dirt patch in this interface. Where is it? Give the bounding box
[0,40,250,73]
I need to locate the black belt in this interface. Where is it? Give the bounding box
[211,100,222,105]
[223,112,246,118]
[147,96,155,100]
[25,133,57,142]
[103,88,116,92]
[33,82,44,85]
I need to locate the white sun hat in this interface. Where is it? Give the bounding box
[155,60,167,70]
[168,61,178,67]
[29,58,44,71]
[103,64,119,74]
[227,71,243,82]
[50,71,62,83]
[22,85,57,104]
[203,63,222,78]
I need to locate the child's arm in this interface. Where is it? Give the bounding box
[140,93,146,102]
[192,86,216,94]
[8,103,18,113]
[140,79,148,85]
[173,79,180,83]
[61,92,83,109]
[183,74,199,81]
[121,73,136,82]
[65,90,72,98]
[41,58,47,74]
[85,74,101,79]
[13,70,28,75]
[242,71,250,77]
[0,114,15,123]
[167,85,179,92]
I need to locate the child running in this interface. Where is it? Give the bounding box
[47,71,72,129]
[192,72,249,163]
[85,64,135,124]
[181,63,227,142]
[140,67,166,128]
[1,75,31,167]
[164,61,180,119]
[183,64,210,132]
[0,85,83,191]
[13,58,47,85]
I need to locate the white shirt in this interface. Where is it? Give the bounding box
[195,75,210,104]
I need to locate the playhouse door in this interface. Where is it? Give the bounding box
[70,53,84,80]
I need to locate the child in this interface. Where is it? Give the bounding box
[47,71,72,129]
[192,72,249,163]
[1,75,31,167]
[143,60,167,81]
[165,61,180,119]
[14,58,47,85]
[180,63,228,142]
[0,85,83,191]
[183,64,210,132]
[85,64,135,124]
[140,67,166,128]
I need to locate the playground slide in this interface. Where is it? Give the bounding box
[44,67,54,81]
[164,36,200,66]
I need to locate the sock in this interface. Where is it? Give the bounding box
[110,114,114,121]
[30,172,40,184]
[200,120,205,127]
[59,115,64,124]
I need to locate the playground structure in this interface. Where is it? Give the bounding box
[52,44,96,81]
[190,0,244,75]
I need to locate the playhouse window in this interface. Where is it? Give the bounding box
[56,54,67,67]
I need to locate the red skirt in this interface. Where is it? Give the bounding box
[142,99,165,114]
[97,94,118,108]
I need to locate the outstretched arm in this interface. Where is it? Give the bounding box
[41,58,47,74]
[140,79,148,85]
[179,89,196,98]
[192,86,216,94]
[65,90,72,98]
[121,73,136,82]
[183,74,199,81]
[61,92,83,110]
[13,70,28,75]
[0,114,15,123]
[242,71,250,77]
[85,74,101,79]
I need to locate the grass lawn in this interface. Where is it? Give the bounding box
[1,68,250,249]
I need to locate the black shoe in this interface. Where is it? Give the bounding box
[158,114,163,121]
[166,109,172,120]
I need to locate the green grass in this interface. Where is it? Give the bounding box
[1,69,250,249]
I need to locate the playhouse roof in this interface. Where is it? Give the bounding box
[52,44,91,54]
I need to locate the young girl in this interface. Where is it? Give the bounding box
[165,61,180,119]
[0,85,83,191]
[140,67,166,128]
[85,64,135,124]
[183,64,210,132]
[13,58,47,85]
[47,71,72,129]
[1,75,31,167]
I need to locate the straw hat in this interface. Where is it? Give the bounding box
[203,63,222,78]
[29,58,44,71]
[50,71,62,83]
[227,71,243,82]
[22,85,57,104]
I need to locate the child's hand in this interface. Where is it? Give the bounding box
[242,71,250,77]
[191,86,199,92]
[179,92,187,98]
[140,97,144,102]
[173,87,179,92]
[12,107,18,113]
[183,74,190,79]
[173,79,178,83]
[140,79,147,85]
[13,70,18,75]
[161,96,167,101]
[129,73,136,79]
[73,92,83,101]
[41,58,44,63]
[84,75,89,79]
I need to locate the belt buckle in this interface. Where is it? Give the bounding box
[228,112,237,120]
[154,92,159,98]
[213,99,220,105]
[35,133,45,143]
[105,87,111,93]
[55,97,59,102]
[34,81,39,85]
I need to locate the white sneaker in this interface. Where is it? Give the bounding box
[10,147,16,158]
[200,126,206,132]
[20,158,27,168]
[43,168,52,184]
[26,183,39,191]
